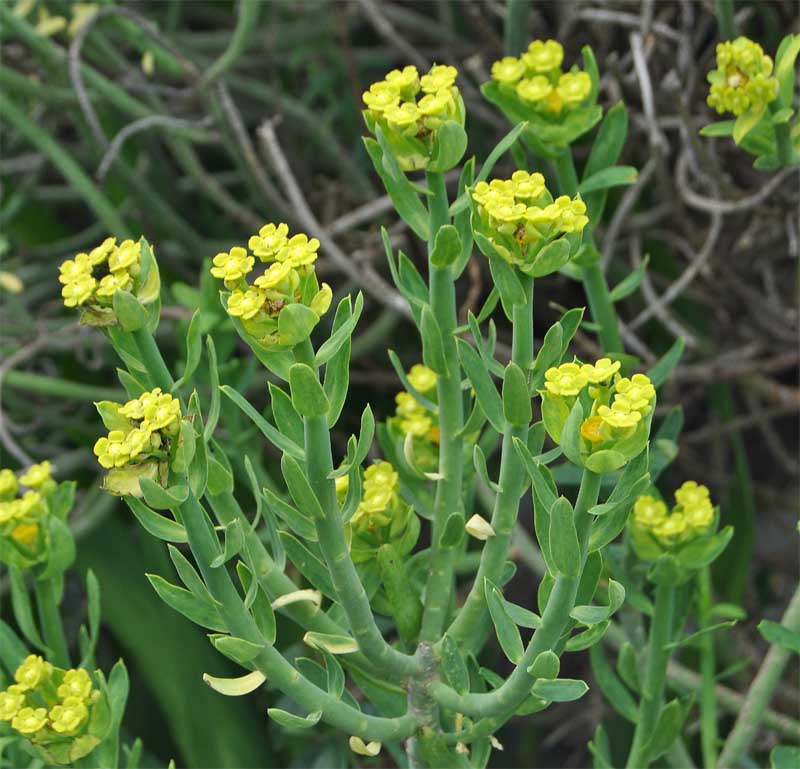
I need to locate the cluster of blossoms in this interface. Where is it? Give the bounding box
[631,481,714,558]
[58,238,146,324]
[210,223,332,348]
[93,388,181,495]
[707,37,778,116]
[362,63,465,170]
[471,172,588,273]
[0,656,104,763]
[389,364,440,473]
[491,40,592,117]
[337,461,418,564]
[0,462,54,555]
[541,358,656,449]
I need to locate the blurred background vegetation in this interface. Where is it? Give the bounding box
[0,0,798,766]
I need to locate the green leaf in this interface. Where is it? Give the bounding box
[473,445,500,493]
[733,104,767,144]
[775,33,800,107]
[485,579,524,664]
[314,293,363,366]
[220,385,305,460]
[665,621,737,650]
[289,363,329,418]
[502,361,531,426]
[236,563,276,643]
[322,295,352,427]
[646,338,685,388]
[420,305,449,376]
[171,420,196,473]
[772,746,800,769]
[483,247,525,317]
[589,644,639,722]
[112,289,148,332]
[168,545,212,602]
[210,519,245,568]
[278,532,336,600]
[439,512,465,549]
[549,497,580,577]
[531,678,588,702]
[204,336,221,442]
[578,165,637,195]
[268,383,304,448]
[699,120,734,137]
[429,225,462,268]
[441,635,470,694]
[457,338,504,433]
[642,700,684,762]
[560,398,585,467]
[139,478,188,511]
[125,496,188,543]
[267,708,322,730]
[38,516,76,579]
[304,632,359,655]
[570,580,625,625]
[172,310,203,390]
[428,120,468,172]
[281,454,325,520]
[610,255,649,302]
[527,650,560,679]
[565,619,610,651]
[475,122,528,184]
[674,526,733,570]
[377,544,421,645]
[146,574,225,632]
[584,450,627,474]
[525,237,572,278]
[9,566,48,653]
[387,350,438,412]
[212,635,264,666]
[364,133,428,241]
[530,322,563,391]
[758,620,800,654]
[277,303,319,348]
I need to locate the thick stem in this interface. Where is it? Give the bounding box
[445,275,534,650]
[419,171,464,642]
[626,581,676,769]
[132,327,174,391]
[698,566,718,769]
[429,471,601,719]
[718,582,800,768]
[550,150,623,354]
[770,102,793,168]
[34,578,70,668]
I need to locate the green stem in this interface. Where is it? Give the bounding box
[714,0,737,40]
[201,0,261,85]
[294,340,420,678]
[551,150,623,354]
[132,327,174,392]
[445,275,534,651]
[1,370,126,402]
[178,490,416,742]
[718,582,800,768]
[419,171,464,643]
[626,581,676,769]
[770,102,793,168]
[698,566,718,769]
[34,578,70,668]
[429,471,601,719]
[503,0,531,57]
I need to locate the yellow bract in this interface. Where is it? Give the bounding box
[406,364,437,393]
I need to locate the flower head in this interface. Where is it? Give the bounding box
[385,65,420,97]
[14,655,53,691]
[420,64,458,93]
[210,247,255,289]
[523,39,564,73]
[0,468,18,498]
[581,358,621,384]
[633,495,668,528]
[277,233,320,267]
[248,222,290,261]
[557,71,591,105]
[50,696,89,735]
[492,56,526,84]
[226,287,267,320]
[108,239,140,272]
[407,364,437,393]
[0,686,25,721]
[707,36,778,116]
[57,668,93,701]
[11,706,48,735]
[544,363,588,397]
[61,275,96,307]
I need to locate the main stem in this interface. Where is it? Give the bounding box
[551,149,623,354]
[132,326,175,391]
[697,566,718,769]
[445,275,534,651]
[34,577,70,668]
[419,171,464,642]
[626,580,675,769]
[770,102,793,168]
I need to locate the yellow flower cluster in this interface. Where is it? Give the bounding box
[633,481,715,547]
[471,173,587,269]
[0,462,53,550]
[707,37,779,116]
[392,365,440,442]
[0,656,99,739]
[58,237,140,309]
[93,388,180,471]
[491,40,592,116]
[14,0,98,38]
[363,63,461,134]
[210,224,331,339]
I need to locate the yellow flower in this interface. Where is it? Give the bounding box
[11,706,47,735]
[598,402,641,429]
[556,71,591,105]
[58,253,93,284]
[88,236,116,266]
[34,6,67,37]
[248,222,290,261]
[407,364,437,393]
[654,512,688,543]
[18,461,50,489]
[491,56,526,84]
[119,388,162,421]
[420,64,458,93]
[516,75,552,104]
[523,39,564,73]
[485,198,527,224]
[384,101,420,129]
[14,655,53,692]
[0,686,25,721]
[685,503,714,532]
[210,247,255,289]
[471,179,514,208]
[0,468,18,497]
[93,430,131,469]
[277,233,320,267]
[0,500,21,524]
[362,82,401,114]
[384,65,419,96]
[580,415,605,443]
[544,362,588,397]
[57,669,93,701]
[95,271,133,298]
[142,394,181,431]
[310,284,332,317]
[10,522,39,547]
[417,89,452,118]
[674,480,711,510]
[707,37,778,116]
[510,170,545,201]
[18,490,44,516]
[61,275,96,307]
[633,495,668,528]
[67,3,99,37]
[614,374,656,415]
[552,195,588,233]
[108,239,140,272]
[49,696,89,735]
[226,288,266,320]
[581,358,621,384]
[124,426,153,460]
[254,260,293,290]
[364,461,399,492]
